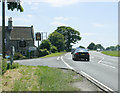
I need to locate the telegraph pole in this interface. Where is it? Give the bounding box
[2,0,5,58]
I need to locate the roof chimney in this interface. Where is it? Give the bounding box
[8,17,13,30]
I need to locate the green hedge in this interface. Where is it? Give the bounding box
[51,46,58,53]
[13,52,26,60]
[39,49,49,57]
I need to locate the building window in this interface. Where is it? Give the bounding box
[19,40,26,47]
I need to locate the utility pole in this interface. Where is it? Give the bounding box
[2,0,5,58]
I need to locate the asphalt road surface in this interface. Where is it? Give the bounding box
[14,51,119,91]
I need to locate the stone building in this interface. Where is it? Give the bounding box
[0,17,38,57]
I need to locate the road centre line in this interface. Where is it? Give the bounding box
[61,55,115,92]
[98,58,116,69]
[80,71,114,92]
[98,58,104,63]
[99,63,116,69]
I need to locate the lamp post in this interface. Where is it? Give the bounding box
[2,0,5,58]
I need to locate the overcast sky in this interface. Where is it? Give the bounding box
[0,0,118,48]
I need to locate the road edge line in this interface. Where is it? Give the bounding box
[61,56,116,93]
[80,71,115,92]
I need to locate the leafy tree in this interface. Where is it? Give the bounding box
[39,40,51,51]
[7,1,24,12]
[94,44,105,50]
[48,31,65,52]
[55,26,81,51]
[116,45,120,50]
[79,46,85,48]
[87,42,96,50]
[51,46,58,53]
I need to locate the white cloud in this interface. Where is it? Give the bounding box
[54,17,69,21]
[82,32,96,36]
[93,23,104,27]
[51,21,68,26]
[42,0,80,7]
[27,14,32,18]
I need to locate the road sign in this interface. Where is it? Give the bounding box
[29,47,37,51]
[36,32,41,40]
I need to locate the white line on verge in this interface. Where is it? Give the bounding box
[61,56,75,70]
[80,71,114,92]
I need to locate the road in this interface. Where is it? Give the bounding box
[14,51,119,92]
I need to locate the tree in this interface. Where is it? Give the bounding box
[39,40,51,51]
[79,46,85,49]
[94,44,105,50]
[55,26,81,51]
[48,31,65,52]
[87,42,96,50]
[2,0,24,58]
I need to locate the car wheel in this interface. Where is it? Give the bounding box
[87,58,89,61]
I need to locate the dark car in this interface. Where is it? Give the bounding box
[72,48,90,61]
[71,48,76,54]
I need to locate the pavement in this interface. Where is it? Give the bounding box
[13,51,119,92]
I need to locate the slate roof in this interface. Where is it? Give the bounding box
[11,26,34,40]
[0,26,34,40]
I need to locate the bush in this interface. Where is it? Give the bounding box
[39,40,52,51]
[51,46,57,53]
[2,59,20,75]
[13,52,26,60]
[2,59,7,75]
[39,49,49,57]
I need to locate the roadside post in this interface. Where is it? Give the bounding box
[10,46,15,65]
[28,50,31,59]
[29,47,37,58]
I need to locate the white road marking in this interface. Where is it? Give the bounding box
[57,56,60,60]
[98,58,116,69]
[61,55,115,92]
[98,58,104,63]
[100,63,116,69]
[65,53,69,56]
[80,71,114,92]
[61,56,75,70]
[91,57,94,59]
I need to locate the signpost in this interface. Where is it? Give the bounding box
[10,46,15,65]
[28,47,37,58]
[36,32,41,48]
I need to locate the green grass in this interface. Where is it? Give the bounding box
[101,51,120,57]
[2,65,82,91]
[41,52,66,58]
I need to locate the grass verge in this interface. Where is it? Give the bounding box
[2,65,82,91]
[40,52,66,58]
[101,51,120,57]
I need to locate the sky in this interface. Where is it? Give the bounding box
[0,0,118,48]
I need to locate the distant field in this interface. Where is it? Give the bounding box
[101,51,120,57]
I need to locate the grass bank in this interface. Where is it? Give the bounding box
[41,52,66,58]
[101,51,120,57]
[2,65,82,91]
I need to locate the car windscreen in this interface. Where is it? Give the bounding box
[75,49,88,52]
